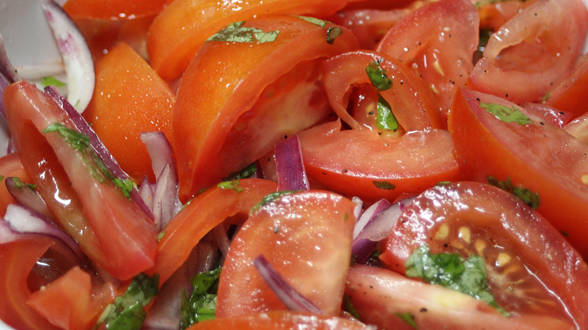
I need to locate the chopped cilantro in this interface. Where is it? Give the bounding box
[326,27,342,44]
[406,245,508,316]
[9,177,36,190]
[372,181,395,190]
[366,60,392,91]
[157,231,166,242]
[395,312,418,329]
[297,16,326,28]
[226,163,257,180]
[0,175,4,181]
[217,180,243,192]
[343,295,362,321]
[40,76,66,88]
[97,273,159,330]
[487,176,540,209]
[436,181,452,186]
[474,0,511,8]
[376,96,399,131]
[43,123,90,152]
[480,102,533,125]
[113,178,136,198]
[541,91,551,104]
[208,21,279,44]
[181,267,221,329]
[250,191,297,214]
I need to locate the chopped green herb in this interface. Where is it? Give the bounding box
[365,249,383,267]
[208,21,279,44]
[541,91,551,104]
[113,178,136,198]
[406,245,508,316]
[226,163,257,180]
[217,180,243,192]
[326,27,342,44]
[474,0,510,8]
[343,295,362,321]
[373,181,395,190]
[9,177,36,190]
[436,181,452,186]
[157,231,166,242]
[181,267,221,329]
[250,191,297,214]
[487,176,540,209]
[474,29,493,64]
[376,96,399,131]
[97,273,159,330]
[43,123,90,152]
[366,60,392,91]
[480,102,533,125]
[395,312,418,329]
[40,76,66,88]
[0,176,4,181]
[297,15,326,27]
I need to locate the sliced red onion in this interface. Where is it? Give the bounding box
[139,177,154,210]
[41,0,94,113]
[3,204,84,259]
[0,34,18,83]
[212,225,230,258]
[5,177,52,218]
[352,199,390,240]
[352,196,363,220]
[0,219,20,244]
[253,254,324,314]
[274,136,309,191]
[44,87,154,219]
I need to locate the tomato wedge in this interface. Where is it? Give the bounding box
[0,153,30,215]
[147,0,359,79]
[174,16,358,200]
[298,120,460,201]
[547,54,588,118]
[448,88,588,257]
[380,182,588,328]
[566,112,588,145]
[469,0,588,103]
[64,0,165,20]
[346,265,574,330]
[150,178,277,285]
[331,8,408,49]
[376,0,479,123]
[217,191,355,317]
[3,81,157,280]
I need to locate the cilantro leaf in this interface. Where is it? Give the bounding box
[113,178,136,198]
[181,267,221,329]
[217,180,243,192]
[342,295,362,321]
[326,27,342,44]
[8,177,36,190]
[43,123,90,152]
[376,96,399,131]
[40,76,66,88]
[208,21,279,44]
[297,16,326,28]
[487,176,540,209]
[366,60,392,91]
[480,102,533,125]
[372,181,395,190]
[250,191,297,214]
[226,163,257,180]
[395,312,418,329]
[98,273,159,330]
[406,245,509,316]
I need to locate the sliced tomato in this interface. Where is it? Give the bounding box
[565,112,588,145]
[547,54,588,118]
[380,182,588,327]
[298,120,461,201]
[187,311,369,330]
[3,81,157,280]
[321,50,441,130]
[376,0,479,123]
[477,0,535,31]
[521,102,573,128]
[147,0,360,80]
[469,0,588,103]
[216,191,355,317]
[64,0,165,20]
[448,88,588,257]
[150,178,277,285]
[174,16,358,200]
[331,8,408,49]
[0,153,30,215]
[26,267,115,330]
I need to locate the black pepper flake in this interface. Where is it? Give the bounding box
[420,308,428,313]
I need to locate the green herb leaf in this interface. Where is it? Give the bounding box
[9,177,37,190]
[372,181,395,190]
[436,181,452,186]
[43,123,90,152]
[98,273,159,330]
[395,312,418,329]
[217,180,243,192]
[406,245,508,316]
[297,16,326,27]
[226,163,258,180]
[480,102,533,125]
[376,96,399,131]
[113,178,136,198]
[40,76,66,88]
[0,176,4,181]
[250,190,297,214]
[474,0,510,8]
[366,60,392,91]
[541,91,551,104]
[487,176,540,209]
[326,27,342,44]
[181,267,221,329]
[343,295,362,321]
[208,21,279,44]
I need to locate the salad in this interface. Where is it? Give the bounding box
[0,0,587,329]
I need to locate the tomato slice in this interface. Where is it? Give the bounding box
[3,81,157,280]
[216,191,356,317]
[380,182,588,327]
[150,178,277,285]
[174,16,358,200]
[547,54,588,118]
[448,88,588,257]
[298,120,461,201]
[566,112,588,145]
[376,0,479,123]
[469,0,588,103]
[0,153,30,215]
[346,265,575,330]
[321,50,440,130]
[331,8,408,49]
[63,0,165,20]
[147,0,359,79]
[477,0,535,31]
[187,311,369,330]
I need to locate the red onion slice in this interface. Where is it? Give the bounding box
[41,0,94,113]
[352,196,363,220]
[139,177,155,211]
[0,34,18,83]
[352,199,391,240]
[5,177,52,218]
[3,204,83,259]
[253,254,324,314]
[0,219,20,244]
[274,136,309,191]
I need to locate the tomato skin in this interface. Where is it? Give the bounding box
[547,54,588,118]
[448,88,588,257]
[64,0,165,20]
[150,178,277,286]
[0,154,30,215]
[187,311,369,330]
[469,0,588,103]
[380,182,588,327]
[331,8,408,49]
[174,16,358,200]
[299,120,461,202]
[565,112,588,145]
[217,191,356,317]
[147,0,360,80]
